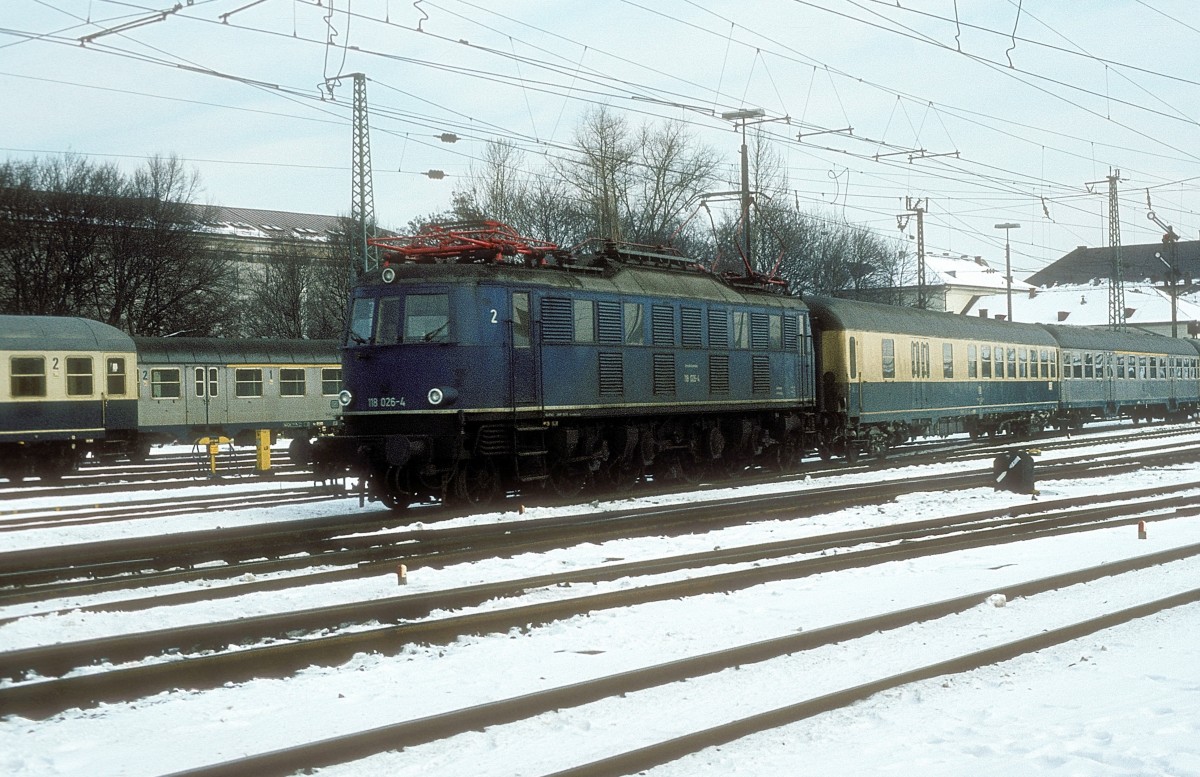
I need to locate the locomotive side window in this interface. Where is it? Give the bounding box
[280,368,306,397]
[733,312,749,349]
[768,315,782,350]
[512,293,531,348]
[11,357,46,398]
[574,300,595,343]
[321,368,342,395]
[66,356,94,396]
[235,368,264,398]
[624,303,644,345]
[943,343,954,379]
[881,338,895,379]
[106,357,127,396]
[150,368,181,399]
[404,294,450,343]
[375,297,401,345]
[967,344,977,378]
[348,297,375,346]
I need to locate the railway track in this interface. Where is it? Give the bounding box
[4,432,1200,614]
[154,555,1200,777]
[3,477,1197,719]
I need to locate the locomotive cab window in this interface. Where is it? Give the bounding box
[280,368,306,397]
[404,294,450,343]
[347,297,375,346]
[66,357,94,396]
[11,357,46,398]
[375,297,401,345]
[235,368,263,398]
[513,293,531,348]
[150,368,181,399]
[106,357,127,396]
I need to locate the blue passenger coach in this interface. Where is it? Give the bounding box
[806,296,1060,459]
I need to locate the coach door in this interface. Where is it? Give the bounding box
[187,366,222,427]
[510,292,538,407]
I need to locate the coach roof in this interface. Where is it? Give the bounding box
[0,315,136,353]
[804,295,1057,345]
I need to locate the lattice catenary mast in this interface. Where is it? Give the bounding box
[350,73,378,272]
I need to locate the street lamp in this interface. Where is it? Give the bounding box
[722,108,765,269]
[994,222,1021,322]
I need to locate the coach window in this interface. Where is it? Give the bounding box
[11,356,46,398]
[150,368,181,399]
[1138,356,1147,379]
[347,297,375,346]
[910,341,920,379]
[967,344,978,378]
[106,357,127,396]
[1083,353,1093,379]
[574,300,595,343]
[280,368,306,397]
[943,343,954,379]
[195,367,219,397]
[321,368,342,395]
[66,356,94,396]
[235,368,264,398]
[512,293,531,348]
[849,337,858,379]
[1115,355,1125,379]
[1018,350,1028,379]
[624,302,644,345]
[981,345,992,378]
[1004,348,1015,378]
[375,297,401,345]
[882,338,895,379]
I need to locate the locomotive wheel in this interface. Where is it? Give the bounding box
[548,462,589,499]
[379,466,413,512]
[601,462,641,492]
[453,461,501,506]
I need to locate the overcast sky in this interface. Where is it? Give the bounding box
[4,0,1200,278]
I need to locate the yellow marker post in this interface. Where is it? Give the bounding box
[255,429,272,472]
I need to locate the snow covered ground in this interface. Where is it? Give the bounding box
[3,427,1200,776]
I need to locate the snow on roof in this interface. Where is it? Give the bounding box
[968,282,1200,326]
[924,253,1033,292]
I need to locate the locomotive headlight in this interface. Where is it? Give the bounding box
[381,266,397,284]
[427,387,458,406]
[338,389,353,407]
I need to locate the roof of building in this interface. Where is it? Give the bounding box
[924,252,1034,292]
[191,205,348,243]
[1025,241,1200,288]
[969,282,1200,327]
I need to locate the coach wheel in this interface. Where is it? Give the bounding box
[39,454,76,483]
[129,439,152,463]
[288,437,314,467]
[453,461,501,506]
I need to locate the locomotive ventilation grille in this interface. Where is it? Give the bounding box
[752,355,771,394]
[653,353,676,395]
[599,352,624,396]
[681,307,703,347]
[597,301,623,343]
[652,304,675,346]
[709,354,730,394]
[542,297,573,341]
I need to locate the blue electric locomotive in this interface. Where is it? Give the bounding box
[317,222,818,509]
